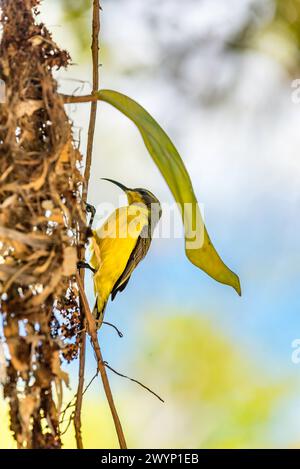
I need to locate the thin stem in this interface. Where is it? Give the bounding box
[76,273,127,450]
[84,0,101,201]
[74,0,101,449]
[104,362,164,403]
[62,94,98,104]
[74,331,86,449]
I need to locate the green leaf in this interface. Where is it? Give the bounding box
[97,89,241,296]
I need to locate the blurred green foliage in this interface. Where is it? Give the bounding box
[134,315,287,448]
[61,0,91,53]
[0,314,291,448]
[231,0,300,72]
[59,0,300,72]
[273,0,300,48]
[265,0,300,70]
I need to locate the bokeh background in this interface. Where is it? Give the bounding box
[2,0,300,448]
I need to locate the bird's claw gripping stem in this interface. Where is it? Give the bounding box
[85,202,96,228]
[77,261,96,274]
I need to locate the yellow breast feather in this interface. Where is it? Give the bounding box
[90,204,148,314]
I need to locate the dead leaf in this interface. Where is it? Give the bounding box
[0,264,36,284]
[3,260,34,291]
[48,209,64,224]
[58,141,72,164]
[29,269,61,306]
[3,321,19,338]
[1,159,48,192]
[55,378,63,415]
[0,226,51,248]
[0,342,7,384]
[35,366,52,389]
[0,193,17,208]
[0,165,13,182]
[62,246,77,276]
[5,338,30,372]
[28,35,44,46]
[34,250,55,274]
[51,351,69,387]
[19,393,40,432]
[16,100,43,118]
[42,200,54,211]
[26,250,49,262]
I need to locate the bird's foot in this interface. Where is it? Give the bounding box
[77,261,96,274]
[85,202,96,228]
[86,202,96,217]
[94,317,104,331]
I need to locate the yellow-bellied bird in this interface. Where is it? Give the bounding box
[90,179,162,327]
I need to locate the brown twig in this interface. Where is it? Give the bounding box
[84,0,101,199]
[61,411,75,437]
[74,331,86,448]
[104,362,164,403]
[62,94,99,104]
[60,371,99,437]
[76,273,127,449]
[74,0,101,449]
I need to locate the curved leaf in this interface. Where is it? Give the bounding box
[97,89,241,296]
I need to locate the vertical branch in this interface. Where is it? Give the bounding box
[74,332,86,448]
[73,0,127,450]
[84,0,101,198]
[74,0,101,448]
[76,274,127,450]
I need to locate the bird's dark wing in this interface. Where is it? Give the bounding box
[111,226,151,301]
[111,276,130,301]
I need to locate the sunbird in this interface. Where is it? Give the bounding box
[88,179,162,327]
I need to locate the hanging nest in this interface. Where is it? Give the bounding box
[0,0,86,448]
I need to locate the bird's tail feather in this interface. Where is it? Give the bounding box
[92,297,108,330]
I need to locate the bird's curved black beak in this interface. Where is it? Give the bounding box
[101,178,129,193]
